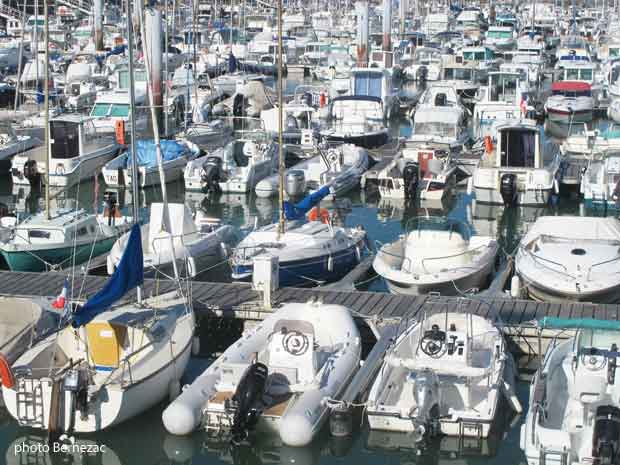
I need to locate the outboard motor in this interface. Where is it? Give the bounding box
[403,161,419,201]
[285,170,306,197]
[418,65,428,82]
[201,156,223,195]
[500,173,518,206]
[103,191,117,226]
[230,362,268,444]
[434,93,447,107]
[303,92,313,107]
[233,93,245,118]
[22,159,42,192]
[410,368,440,441]
[592,405,620,465]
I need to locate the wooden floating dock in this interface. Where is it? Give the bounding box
[0,270,614,363]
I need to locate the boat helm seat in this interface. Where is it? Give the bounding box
[262,319,316,393]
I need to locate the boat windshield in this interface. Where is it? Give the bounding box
[414,122,456,138]
[91,103,110,117]
[444,67,472,80]
[405,216,471,239]
[487,30,512,39]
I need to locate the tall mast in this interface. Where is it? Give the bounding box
[43,0,49,220]
[127,0,142,303]
[277,0,285,237]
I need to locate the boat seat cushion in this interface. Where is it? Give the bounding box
[85,322,128,372]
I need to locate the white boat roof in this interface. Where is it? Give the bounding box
[414,107,461,124]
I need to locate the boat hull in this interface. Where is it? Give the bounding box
[473,186,552,206]
[323,131,389,150]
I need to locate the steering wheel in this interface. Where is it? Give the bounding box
[420,325,446,358]
[581,349,607,371]
[282,331,309,356]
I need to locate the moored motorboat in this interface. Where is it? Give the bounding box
[373,217,498,295]
[162,301,361,447]
[515,216,620,303]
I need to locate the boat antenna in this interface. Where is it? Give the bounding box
[127,0,142,303]
[277,0,285,238]
[43,0,50,220]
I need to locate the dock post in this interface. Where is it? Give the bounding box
[94,0,104,51]
[382,0,392,68]
[252,255,279,310]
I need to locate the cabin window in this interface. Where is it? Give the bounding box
[354,72,382,98]
[414,122,456,138]
[110,104,130,118]
[50,121,80,159]
[28,230,50,239]
[77,227,88,236]
[91,103,111,117]
[500,129,536,168]
[444,68,472,80]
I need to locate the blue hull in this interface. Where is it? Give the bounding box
[232,243,363,287]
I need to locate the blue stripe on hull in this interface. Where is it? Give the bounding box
[232,245,361,287]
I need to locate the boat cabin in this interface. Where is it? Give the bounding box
[459,46,495,63]
[555,63,595,85]
[494,121,542,169]
[349,68,394,105]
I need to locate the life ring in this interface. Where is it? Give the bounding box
[484,135,494,154]
[308,207,330,224]
[0,353,15,389]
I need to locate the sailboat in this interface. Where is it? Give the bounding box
[1,2,195,436]
[229,11,367,287]
[1,225,195,433]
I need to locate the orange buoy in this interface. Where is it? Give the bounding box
[0,354,14,389]
[319,92,326,108]
[484,135,494,154]
[115,120,126,145]
[308,207,330,224]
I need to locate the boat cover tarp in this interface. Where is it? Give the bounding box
[283,186,331,220]
[539,317,620,331]
[72,224,144,328]
[126,139,188,169]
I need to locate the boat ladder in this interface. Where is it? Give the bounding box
[16,378,46,428]
[458,419,483,438]
[539,446,568,465]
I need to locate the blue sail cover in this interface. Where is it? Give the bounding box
[539,317,620,331]
[126,139,188,169]
[283,186,331,220]
[72,224,144,328]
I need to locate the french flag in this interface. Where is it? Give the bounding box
[52,278,69,310]
[520,96,528,115]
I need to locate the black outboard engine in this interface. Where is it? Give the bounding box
[303,92,313,107]
[434,93,447,107]
[593,405,620,465]
[500,173,518,207]
[418,65,428,82]
[230,362,268,444]
[233,93,245,118]
[22,159,42,192]
[201,156,223,195]
[403,161,419,201]
[103,191,117,226]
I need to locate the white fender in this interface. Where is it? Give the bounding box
[187,257,197,278]
[510,275,521,299]
[327,255,333,272]
[191,336,200,356]
[106,255,116,276]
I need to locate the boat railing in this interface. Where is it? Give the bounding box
[587,254,620,279]
[418,243,488,274]
[522,247,573,278]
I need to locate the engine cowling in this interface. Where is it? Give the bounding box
[230,362,268,444]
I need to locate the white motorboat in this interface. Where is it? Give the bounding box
[0,121,40,163]
[472,119,561,206]
[254,144,368,199]
[581,149,620,210]
[11,116,121,188]
[373,217,498,295]
[404,47,444,81]
[521,318,620,465]
[162,301,360,447]
[485,26,517,50]
[184,133,278,193]
[107,203,239,279]
[1,224,195,433]
[366,309,519,440]
[545,81,594,123]
[103,138,200,188]
[515,216,620,303]
[319,95,389,149]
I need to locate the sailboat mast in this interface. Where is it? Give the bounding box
[277,0,285,237]
[141,6,181,282]
[43,0,50,220]
[127,0,142,303]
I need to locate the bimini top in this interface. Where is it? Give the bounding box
[551,81,591,92]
